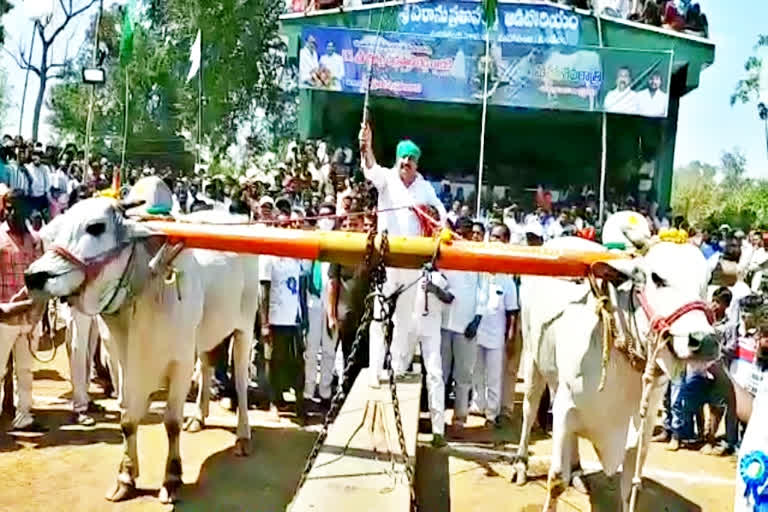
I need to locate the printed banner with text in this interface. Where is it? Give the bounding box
[396,1,581,46]
[299,27,673,118]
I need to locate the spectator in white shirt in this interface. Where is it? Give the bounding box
[604,67,638,115]
[359,122,447,387]
[440,217,483,435]
[48,160,71,218]
[636,73,669,117]
[25,150,52,218]
[299,35,319,86]
[319,41,345,91]
[412,265,454,448]
[259,213,307,422]
[471,224,520,427]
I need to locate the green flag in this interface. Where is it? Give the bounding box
[119,0,136,67]
[482,0,497,29]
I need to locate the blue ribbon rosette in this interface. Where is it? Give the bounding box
[741,451,768,510]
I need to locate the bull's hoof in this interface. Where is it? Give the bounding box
[571,472,588,494]
[105,479,136,502]
[183,417,203,433]
[234,437,251,457]
[513,462,528,485]
[159,481,181,504]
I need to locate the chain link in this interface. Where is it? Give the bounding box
[290,230,418,511]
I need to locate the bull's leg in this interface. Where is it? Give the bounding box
[569,434,587,494]
[543,391,575,512]
[184,352,211,433]
[159,360,194,504]
[106,390,149,502]
[620,383,666,512]
[513,358,547,485]
[232,329,252,456]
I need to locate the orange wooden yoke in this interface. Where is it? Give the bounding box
[142,221,628,277]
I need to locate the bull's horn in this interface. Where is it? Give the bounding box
[117,199,146,213]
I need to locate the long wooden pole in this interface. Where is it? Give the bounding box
[83,0,104,172]
[142,221,627,277]
[476,29,490,218]
[120,67,129,170]
[18,21,38,137]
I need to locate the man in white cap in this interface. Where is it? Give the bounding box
[524,218,544,246]
[359,122,447,386]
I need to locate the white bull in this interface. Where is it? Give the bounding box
[514,236,719,512]
[24,196,259,504]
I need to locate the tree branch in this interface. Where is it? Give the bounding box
[3,47,40,76]
[46,0,99,45]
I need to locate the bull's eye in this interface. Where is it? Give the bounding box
[86,222,106,237]
[651,272,667,288]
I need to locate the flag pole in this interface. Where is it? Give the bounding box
[596,11,608,226]
[120,67,130,170]
[83,0,104,172]
[476,29,490,219]
[197,30,202,171]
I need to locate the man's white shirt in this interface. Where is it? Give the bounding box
[604,88,638,114]
[441,270,481,333]
[412,270,450,338]
[25,163,51,197]
[476,274,519,349]
[363,163,447,237]
[636,88,668,117]
[260,255,302,326]
[299,46,319,85]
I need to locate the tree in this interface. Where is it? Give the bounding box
[0,0,12,45]
[6,0,99,141]
[48,5,192,169]
[149,0,291,154]
[671,160,721,225]
[49,0,295,170]
[732,35,768,106]
[721,148,747,188]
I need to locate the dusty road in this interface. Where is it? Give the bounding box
[0,351,737,512]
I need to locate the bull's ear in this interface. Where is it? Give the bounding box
[591,259,645,287]
[124,219,156,240]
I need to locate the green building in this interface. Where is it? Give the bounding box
[279,1,715,212]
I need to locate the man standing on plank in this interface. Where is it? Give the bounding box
[358,122,447,387]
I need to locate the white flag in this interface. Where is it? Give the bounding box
[186,30,201,82]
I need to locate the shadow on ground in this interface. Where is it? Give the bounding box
[585,473,702,512]
[175,425,317,512]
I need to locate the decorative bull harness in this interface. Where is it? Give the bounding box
[585,252,714,512]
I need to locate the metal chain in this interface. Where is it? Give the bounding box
[376,233,418,511]
[291,230,420,510]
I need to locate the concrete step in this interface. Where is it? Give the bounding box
[290,368,422,512]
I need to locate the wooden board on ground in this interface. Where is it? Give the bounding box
[290,368,422,512]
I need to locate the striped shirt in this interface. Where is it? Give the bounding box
[0,222,43,302]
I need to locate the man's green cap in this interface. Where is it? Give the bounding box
[396,140,421,161]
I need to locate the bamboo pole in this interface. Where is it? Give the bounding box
[120,67,129,170]
[476,29,491,218]
[141,221,627,277]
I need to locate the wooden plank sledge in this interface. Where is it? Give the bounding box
[142,221,628,277]
[289,368,422,512]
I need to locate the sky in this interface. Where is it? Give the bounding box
[1,0,767,176]
[674,0,768,177]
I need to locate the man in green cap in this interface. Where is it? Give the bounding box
[358,121,447,407]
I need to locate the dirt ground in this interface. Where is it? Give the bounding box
[0,350,737,512]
